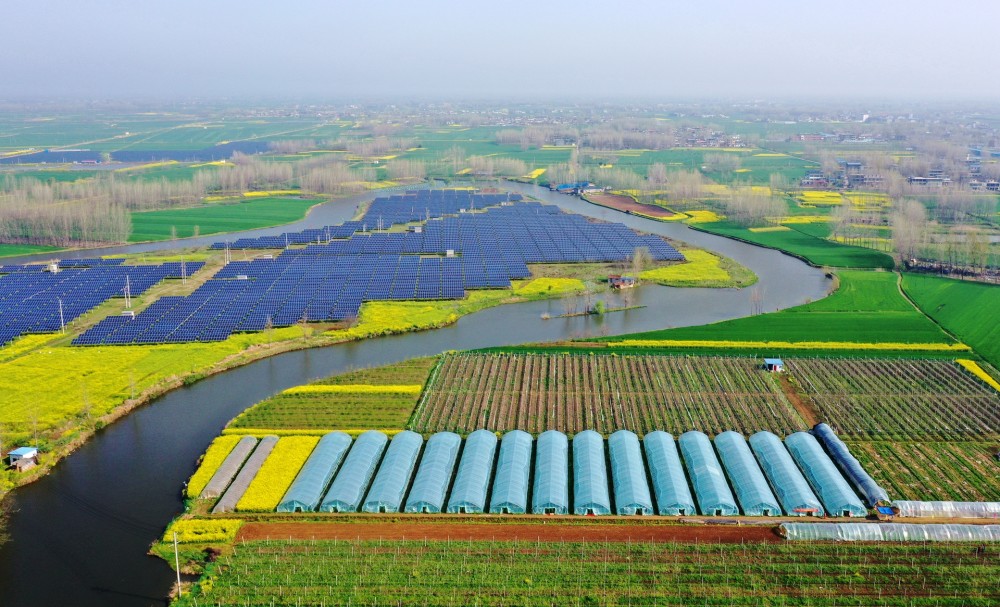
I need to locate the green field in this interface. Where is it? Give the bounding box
[849,441,1000,501]
[128,197,318,242]
[0,243,63,258]
[595,270,955,348]
[902,274,1000,369]
[228,357,438,431]
[172,538,1000,606]
[695,221,895,269]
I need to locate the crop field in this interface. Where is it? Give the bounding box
[174,538,1000,606]
[847,441,1000,501]
[785,358,1000,440]
[597,270,955,350]
[0,243,63,258]
[695,221,895,269]
[128,197,318,242]
[413,353,807,436]
[902,274,1000,370]
[228,357,437,431]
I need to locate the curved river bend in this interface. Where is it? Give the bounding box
[0,183,830,606]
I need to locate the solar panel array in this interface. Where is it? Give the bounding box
[0,260,203,347]
[75,191,683,346]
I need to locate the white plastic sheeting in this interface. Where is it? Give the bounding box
[489,430,532,514]
[785,432,867,517]
[813,423,890,506]
[447,429,497,514]
[678,431,739,516]
[572,430,611,516]
[714,431,780,517]
[608,430,654,515]
[749,431,824,517]
[643,431,696,516]
[212,435,278,514]
[405,432,461,513]
[200,436,258,499]
[362,430,423,513]
[782,523,1000,542]
[532,430,569,514]
[894,501,1000,519]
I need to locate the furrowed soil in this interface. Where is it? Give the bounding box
[585,192,678,218]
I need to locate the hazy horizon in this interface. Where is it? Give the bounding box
[4,0,1000,102]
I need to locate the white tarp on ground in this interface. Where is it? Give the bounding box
[781,522,1000,541]
[894,501,1000,519]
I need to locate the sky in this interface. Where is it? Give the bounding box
[3,0,999,101]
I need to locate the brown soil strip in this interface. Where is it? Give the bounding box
[779,374,820,427]
[238,520,782,544]
[584,193,678,219]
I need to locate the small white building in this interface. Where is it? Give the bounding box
[8,447,39,471]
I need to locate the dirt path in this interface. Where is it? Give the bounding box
[238,520,782,544]
[779,373,821,427]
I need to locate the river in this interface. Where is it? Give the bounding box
[0,183,830,606]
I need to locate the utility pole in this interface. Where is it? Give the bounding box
[124,275,132,309]
[58,298,65,333]
[173,531,182,598]
[181,257,186,285]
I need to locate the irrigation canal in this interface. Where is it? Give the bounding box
[0,182,830,606]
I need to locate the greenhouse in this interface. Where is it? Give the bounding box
[405,432,461,513]
[749,431,824,516]
[813,423,891,506]
[894,501,1000,519]
[277,432,352,513]
[200,436,258,499]
[785,432,867,517]
[319,430,388,513]
[643,431,696,516]
[532,430,569,515]
[489,430,532,514]
[212,435,278,514]
[782,523,1000,542]
[608,430,653,515]
[678,431,738,516]
[714,431,781,516]
[446,429,498,514]
[362,430,423,513]
[571,430,611,516]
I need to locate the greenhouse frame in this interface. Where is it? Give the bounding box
[532,430,569,514]
[200,435,257,499]
[212,435,278,514]
[489,430,532,514]
[277,432,352,513]
[446,429,498,514]
[678,431,739,516]
[319,430,388,513]
[748,431,824,516]
[643,431,696,516]
[714,431,781,516]
[894,501,1000,519]
[608,430,654,515]
[571,430,611,516]
[782,523,1000,542]
[785,431,867,517]
[813,423,890,507]
[362,430,423,513]
[405,432,461,513]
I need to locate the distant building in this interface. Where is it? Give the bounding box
[8,447,39,472]
[763,358,785,373]
[608,275,636,289]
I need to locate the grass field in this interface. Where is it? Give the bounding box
[902,273,1000,370]
[173,538,1000,606]
[0,243,63,258]
[228,357,437,431]
[597,270,956,350]
[848,441,1000,501]
[128,197,318,242]
[694,221,895,269]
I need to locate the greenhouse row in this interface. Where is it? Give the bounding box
[201,427,882,517]
[781,523,1000,542]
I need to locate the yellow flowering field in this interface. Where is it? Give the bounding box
[163,518,243,544]
[524,168,546,179]
[956,359,1000,392]
[283,384,422,395]
[779,215,830,224]
[640,249,729,284]
[610,339,971,352]
[235,436,319,512]
[748,226,791,233]
[114,160,179,172]
[685,210,724,223]
[514,277,586,297]
[242,190,301,197]
[186,435,245,498]
[798,191,843,205]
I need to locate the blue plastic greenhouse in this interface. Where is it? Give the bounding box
[678,431,739,516]
[608,430,654,515]
[362,430,423,513]
[532,430,569,514]
[714,431,781,516]
[489,430,533,514]
[277,432,352,512]
[319,430,388,513]
[748,431,824,516]
[447,430,498,514]
[572,430,611,515]
[813,423,890,507]
[405,432,461,513]
[784,431,867,517]
[643,431,696,516]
